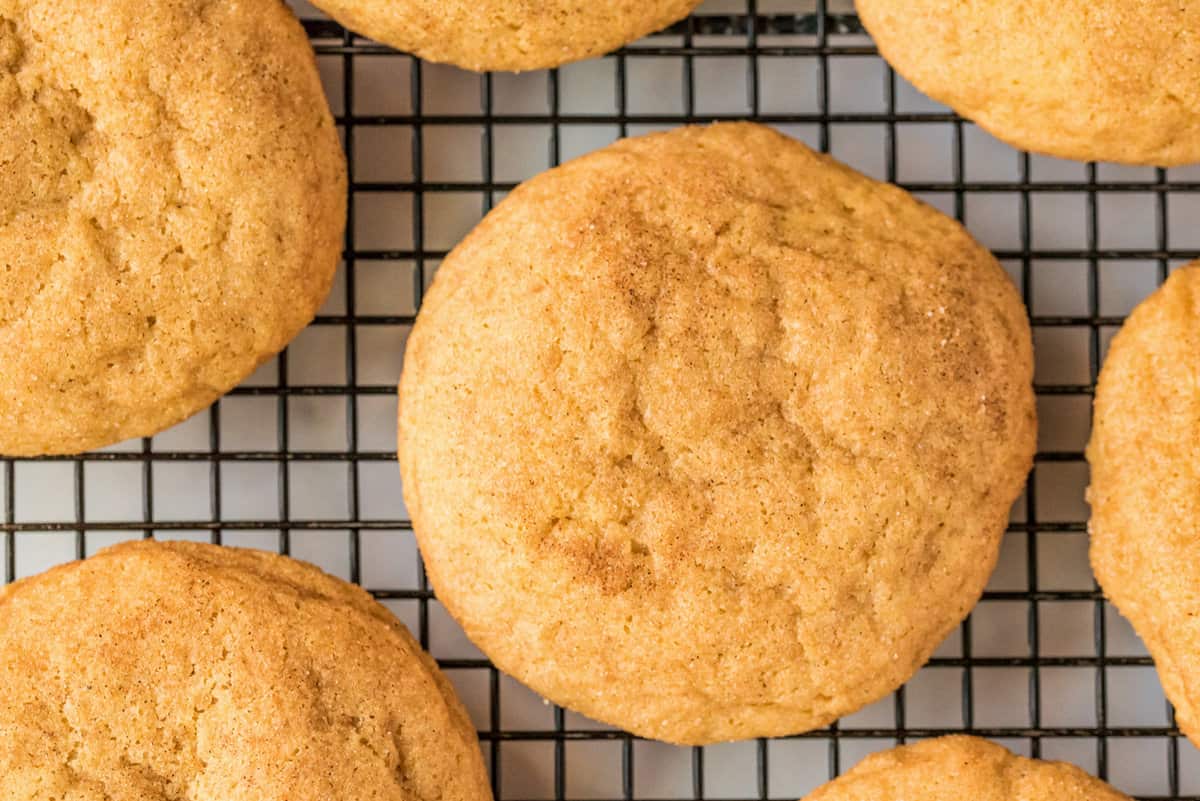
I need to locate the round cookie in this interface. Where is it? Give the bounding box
[306,0,701,72]
[0,540,491,801]
[1089,263,1200,747]
[805,736,1131,801]
[398,123,1036,744]
[856,0,1200,166]
[0,0,346,455]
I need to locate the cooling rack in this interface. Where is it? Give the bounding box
[6,0,1200,797]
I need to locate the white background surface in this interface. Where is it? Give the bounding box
[7,0,1200,797]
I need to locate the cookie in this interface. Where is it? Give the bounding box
[0,0,346,455]
[307,0,701,72]
[398,122,1036,744]
[0,540,491,800]
[1089,263,1200,747]
[856,0,1200,165]
[805,736,1131,801]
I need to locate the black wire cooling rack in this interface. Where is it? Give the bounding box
[5,1,1200,798]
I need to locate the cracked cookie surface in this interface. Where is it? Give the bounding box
[0,540,491,801]
[805,736,1130,801]
[857,0,1200,165]
[1089,263,1200,750]
[0,0,346,455]
[398,123,1036,744]
[306,0,700,71]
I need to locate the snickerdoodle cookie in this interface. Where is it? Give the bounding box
[1090,263,1200,748]
[805,736,1130,801]
[0,540,490,801]
[857,0,1200,165]
[0,0,346,455]
[307,0,700,71]
[399,123,1036,744]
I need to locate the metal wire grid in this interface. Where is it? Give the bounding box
[4,0,1200,798]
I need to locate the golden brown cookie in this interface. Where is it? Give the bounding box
[307,0,700,72]
[1089,263,1200,748]
[805,736,1131,801]
[0,0,346,455]
[398,122,1036,744]
[0,540,491,801]
[856,0,1200,165]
